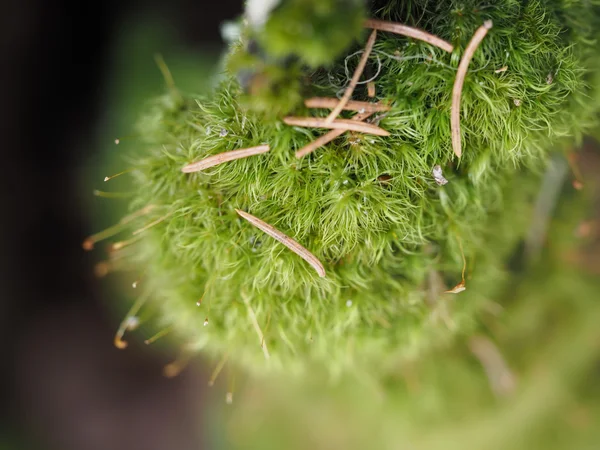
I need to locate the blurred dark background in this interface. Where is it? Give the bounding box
[0,1,241,448]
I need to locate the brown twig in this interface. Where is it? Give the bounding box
[304,97,389,112]
[295,111,374,158]
[283,116,389,136]
[181,144,270,173]
[324,29,378,124]
[451,20,493,158]
[235,209,326,277]
[365,19,453,53]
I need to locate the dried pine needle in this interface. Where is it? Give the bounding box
[451,20,493,158]
[235,209,326,277]
[324,29,378,124]
[182,144,270,173]
[295,111,374,158]
[283,116,389,136]
[367,81,376,98]
[304,97,389,112]
[364,19,453,53]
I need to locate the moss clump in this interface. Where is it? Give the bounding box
[255,0,367,67]
[103,0,600,378]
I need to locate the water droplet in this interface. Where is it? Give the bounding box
[220,128,228,137]
[346,300,353,307]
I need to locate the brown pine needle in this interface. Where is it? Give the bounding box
[181,144,270,173]
[295,111,374,158]
[367,81,376,98]
[242,292,270,360]
[451,20,493,158]
[235,209,326,277]
[365,19,454,53]
[304,97,389,112]
[283,116,389,136]
[324,29,378,124]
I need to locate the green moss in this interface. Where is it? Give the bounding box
[222,180,600,450]
[256,0,367,67]
[105,0,600,378]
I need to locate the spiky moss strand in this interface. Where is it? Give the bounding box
[104,0,600,378]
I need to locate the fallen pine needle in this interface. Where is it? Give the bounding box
[181,144,270,173]
[367,81,376,98]
[365,19,453,53]
[235,209,326,277]
[304,97,389,112]
[324,29,378,124]
[284,116,389,136]
[451,20,493,158]
[295,111,374,158]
